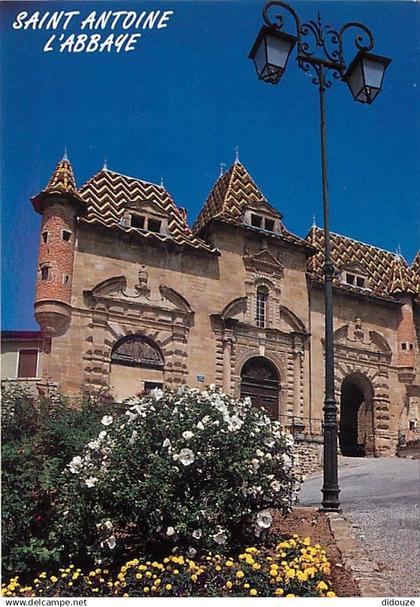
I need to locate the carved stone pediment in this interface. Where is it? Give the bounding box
[84,275,194,321]
[339,260,371,277]
[333,319,392,359]
[245,200,280,218]
[243,249,284,277]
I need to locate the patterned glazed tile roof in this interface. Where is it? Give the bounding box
[193,161,309,249]
[78,169,216,253]
[32,155,86,214]
[306,226,418,298]
[411,251,420,291]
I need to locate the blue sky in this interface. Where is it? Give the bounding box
[1,0,419,330]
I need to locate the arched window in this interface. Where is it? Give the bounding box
[111,335,163,369]
[256,286,268,328]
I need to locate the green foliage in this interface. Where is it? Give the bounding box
[1,383,119,578]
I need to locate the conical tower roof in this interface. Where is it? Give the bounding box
[31,152,86,214]
[193,160,308,249]
[193,160,278,233]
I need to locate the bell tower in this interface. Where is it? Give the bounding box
[31,152,86,336]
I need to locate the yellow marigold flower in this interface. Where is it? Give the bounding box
[236,571,245,579]
[285,593,296,597]
[317,581,328,591]
[72,573,79,580]
[155,579,161,586]
[275,588,284,596]
[139,565,147,571]
[250,589,258,596]
[114,581,120,587]
[145,571,152,578]
[245,547,257,554]
[68,582,73,588]
[136,573,143,580]
[215,565,221,571]
[163,558,170,564]
[118,573,125,581]
[39,573,47,579]
[327,591,336,597]
[123,593,129,597]
[50,576,58,583]
[103,569,109,574]
[252,563,261,571]
[225,560,234,567]
[61,574,67,579]
[269,569,278,577]
[244,583,250,589]
[99,578,105,583]
[165,584,172,591]
[95,568,101,574]
[143,587,150,594]
[151,586,157,592]
[226,581,233,589]
[191,575,198,582]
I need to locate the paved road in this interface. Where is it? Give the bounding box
[300,457,420,597]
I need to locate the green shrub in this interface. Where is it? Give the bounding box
[1,383,118,578]
[54,386,299,567]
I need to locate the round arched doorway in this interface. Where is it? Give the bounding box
[240,357,280,419]
[109,335,164,401]
[339,374,374,457]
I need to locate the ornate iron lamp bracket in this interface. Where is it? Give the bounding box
[262,1,375,90]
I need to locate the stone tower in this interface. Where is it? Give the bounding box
[31,152,86,337]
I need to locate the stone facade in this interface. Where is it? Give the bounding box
[25,154,419,457]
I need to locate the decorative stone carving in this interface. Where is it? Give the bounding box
[111,336,163,368]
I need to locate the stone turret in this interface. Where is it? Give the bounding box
[31,152,86,336]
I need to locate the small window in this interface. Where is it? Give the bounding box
[131,215,145,229]
[148,218,162,233]
[251,214,263,228]
[356,276,365,288]
[63,275,70,285]
[409,420,417,431]
[256,286,268,328]
[264,218,275,232]
[409,343,414,351]
[62,230,71,242]
[17,349,38,378]
[41,266,50,281]
[401,342,407,351]
[346,273,355,285]
[42,231,48,244]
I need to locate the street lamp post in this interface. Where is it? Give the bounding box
[249,2,391,512]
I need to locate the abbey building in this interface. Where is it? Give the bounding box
[8,154,420,457]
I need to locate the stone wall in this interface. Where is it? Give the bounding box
[292,435,323,481]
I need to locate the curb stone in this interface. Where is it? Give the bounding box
[326,512,393,597]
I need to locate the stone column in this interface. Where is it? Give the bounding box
[222,335,233,394]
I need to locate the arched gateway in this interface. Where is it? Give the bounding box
[240,357,280,419]
[339,373,374,457]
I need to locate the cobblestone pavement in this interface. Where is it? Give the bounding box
[299,457,420,597]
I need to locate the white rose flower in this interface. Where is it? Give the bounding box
[163,438,171,448]
[166,526,175,536]
[196,421,205,430]
[85,476,97,488]
[256,510,273,529]
[106,535,116,549]
[182,431,194,441]
[251,458,260,472]
[187,547,197,558]
[178,448,195,466]
[151,387,164,400]
[104,520,113,530]
[88,440,100,451]
[270,480,281,492]
[101,415,113,426]
[212,527,227,545]
[256,449,264,458]
[125,411,137,423]
[129,430,138,444]
[281,453,292,472]
[192,528,202,539]
[285,433,294,447]
[98,430,107,441]
[68,456,83,474]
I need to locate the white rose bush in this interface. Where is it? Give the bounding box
[54,385,299,567]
